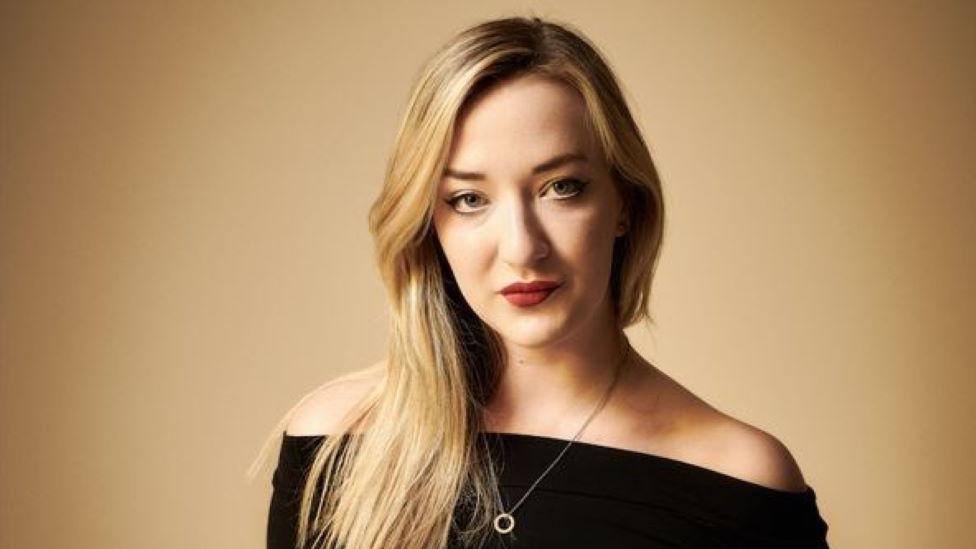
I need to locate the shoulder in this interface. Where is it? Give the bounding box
[701,414,809,492]
[285,359,386,436]
[624,364,808,493]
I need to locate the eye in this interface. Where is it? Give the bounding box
[444,192,487,214]
[443,177,590,215]
[545,178,589,199]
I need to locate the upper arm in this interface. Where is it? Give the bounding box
[285,361,386,436]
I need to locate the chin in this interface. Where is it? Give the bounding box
[497,316,573,348]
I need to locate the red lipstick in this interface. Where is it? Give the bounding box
[499,280,562,307]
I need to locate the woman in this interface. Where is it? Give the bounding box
[254,15,830,549]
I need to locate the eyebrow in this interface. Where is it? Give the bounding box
[443,152,588,181]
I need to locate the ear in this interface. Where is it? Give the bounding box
[615,201,630,238]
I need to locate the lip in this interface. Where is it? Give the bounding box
[499,280,561,294]
[501,286,560,307]
[499,280,562,308]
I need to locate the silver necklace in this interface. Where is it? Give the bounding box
[492,343,631,535]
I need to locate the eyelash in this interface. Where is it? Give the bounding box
[444,178,590,215]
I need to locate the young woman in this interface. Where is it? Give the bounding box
[255,15,829,549]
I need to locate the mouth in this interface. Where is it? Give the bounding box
[500,284,562,307]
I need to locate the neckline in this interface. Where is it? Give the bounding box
[479,431,814,498]
[282,430,815,498]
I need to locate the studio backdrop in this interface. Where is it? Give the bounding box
[1,2,973,548]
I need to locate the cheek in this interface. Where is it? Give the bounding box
[552,208,616,262]
[436,226,489,293]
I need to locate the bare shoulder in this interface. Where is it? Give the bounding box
[285,359,386,436]
[701,412,809,493]
[625,364,808,493]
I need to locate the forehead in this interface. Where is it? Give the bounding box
[446,74,598,172]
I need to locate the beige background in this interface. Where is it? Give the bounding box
[2,1,973,548]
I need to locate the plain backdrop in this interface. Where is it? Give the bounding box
[1,2,973,548]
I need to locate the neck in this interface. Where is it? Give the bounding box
[483,312,631,436]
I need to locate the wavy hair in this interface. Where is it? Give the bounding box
[248,14,666,549]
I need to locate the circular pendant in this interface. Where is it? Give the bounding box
[493,512,515,533]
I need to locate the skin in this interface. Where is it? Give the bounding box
[290,72,809,493]
[432,73,637,437]
[428,73,808,493]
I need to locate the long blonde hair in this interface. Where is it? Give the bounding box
[248,14,666,548]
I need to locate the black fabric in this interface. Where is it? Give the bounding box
[268,431,830,548]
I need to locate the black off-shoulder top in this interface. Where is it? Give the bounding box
[268,431,830,548]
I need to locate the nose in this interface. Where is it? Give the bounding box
[498,192,550,267]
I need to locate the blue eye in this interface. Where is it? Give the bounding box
[445,193,487,211]
[444,178,590,215]
[549,178,589,198]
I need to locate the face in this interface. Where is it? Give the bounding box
[432,74,627,350]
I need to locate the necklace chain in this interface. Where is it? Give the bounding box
[492,342,632,535]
